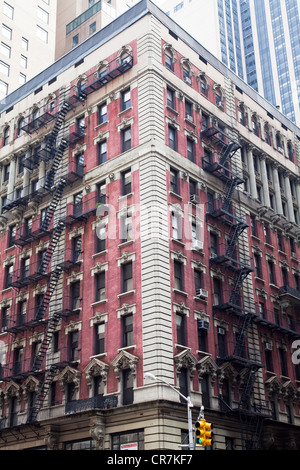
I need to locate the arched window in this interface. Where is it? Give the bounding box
[3,126,9,146]
[17,117,25,137]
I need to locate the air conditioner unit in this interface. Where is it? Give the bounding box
[185,114,193,121]
[190,194,201,204]
[196,288,208,298]
[217,101,224,109]
[193,240,204,250]
[217,327,225,335]
[1,326,7,333]
[197,319,209,330]
[265,342,272,350]
[184,76,191,85]
[292,251,297,258]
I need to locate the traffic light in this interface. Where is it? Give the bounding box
[195,419,213,446]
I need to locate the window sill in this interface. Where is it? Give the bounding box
[119,192,134,201]
[269,283,279,290]
[95,120,108,130]
[118,240,134,248]
[264,242,274,249]
[173,288,188,296]
[92,250,108,258]
[91,299,108,307]
[166,105,178,115]
[118,290,135,298]
[171,238,185,247]
[117,345,136,353]
[254,276,265,283]
[169,190,182,201]
[118,106,133,117]
[193,295,208,304]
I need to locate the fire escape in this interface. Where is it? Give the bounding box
[1,52,134,428]
[202,125,269,449]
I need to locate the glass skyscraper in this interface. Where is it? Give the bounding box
[154,0,300,125]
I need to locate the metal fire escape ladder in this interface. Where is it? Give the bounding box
[34,266,63,322]
[38,221,65,275]
[44,138,69,190]
[46,101,70,152]
[27,364,58,423]
[40,178,67,232]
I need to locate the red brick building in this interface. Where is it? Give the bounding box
[0,0,300,450]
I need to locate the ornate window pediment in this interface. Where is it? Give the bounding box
[84,358,109,389]
[111,350,139,380]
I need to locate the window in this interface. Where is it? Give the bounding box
[213,278,222,305]
[187,137,194,162]
[201,375,210,410]
[174,260,183,291]
[121,88,131,111]
[264,345,273,371]
[121,209,132,243]
[0,60,9,76]
[167,87,175,108]
[98,103,107,124]
[121,127,131,152]
[122,169,131,195]
[21,257,30,279]
[21,37,28,51]
[176,313,185,346]
[194,269,202,293]
[72,34,79,48]
[20,55,27,69]
[122,314,133,347]
[250,215,256,237]
[72,236,81,263]
[71,281,80,310]
[189,179,197,198]
[1,306,9,332]
[185,100,193,120]
[122,262,133,292]
[73,192,83,217]
[0,42,11,58]
[179,368,188,403]
[165,50,173,71]
[268,260,276,285]
[5,264,13,289]
[0,79,8,97]
[69,331,79,362]
[17,118,25,136]
[172,212,181,240]
[96,224,106,253]
[198,321,208,352]
[3,2,14,19]
[97,181,106,204]
[89,21,96,35]
[210,232,218,258]
[95,272,105,301]
[8,225,16,247]
[264,225,270,244]
[279,348,287,377]
[122,369,134,405]
[76,153,84,175]
[2,24,12,40]
[95,322,105,355]
[274,307,280,326]
[168,125,177,151]
[254,254,261,279]
[37,6,49,24]
[3,162,9,180]
[112,430,144,451]
[98,140,107,164]
[18,300,26,326]
[217,329,227,358]
[36,25,48,43]
[170,167,179,194]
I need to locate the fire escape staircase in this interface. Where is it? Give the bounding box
[203,126,265,448]
[45,101,70,153]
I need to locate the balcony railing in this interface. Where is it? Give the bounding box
[65,394,118,415]
[77,54,133,99]
[216,340,262,367]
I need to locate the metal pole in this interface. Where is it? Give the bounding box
[144,373,194,450]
